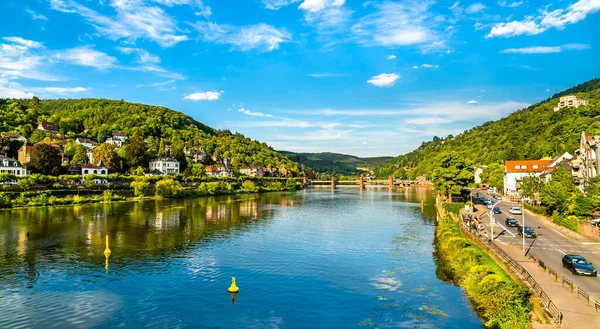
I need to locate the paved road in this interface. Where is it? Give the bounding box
[470,191,600,298]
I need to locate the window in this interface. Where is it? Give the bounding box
[522,165,527,169]
[533,165,538,169]
[84,170,88,174]
[515,165,520,169]
[94,170,98,174]
[101,170,105,174]
[17,170,20,175]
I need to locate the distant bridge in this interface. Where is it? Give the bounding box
[303,176,430,188]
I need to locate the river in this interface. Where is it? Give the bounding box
[0,187,482,328]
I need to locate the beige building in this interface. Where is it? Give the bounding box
[554,95,589,112]
[149,157,180,175]
[572,132,600,191]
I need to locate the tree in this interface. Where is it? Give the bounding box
[286,178,299,191]
[189,163,205,177]
[93,143,119,170]
[122,136,148,169]
[431,152,474,199]
[480,163,504,190]
[70,144,88,166]
[540,167,577,214]
[130,177,150,199]
[155,178,183,198]
[29,143,61,175]
[0,134,11,155]
[519,176,541,198]
[28,130,49,144]
[242,180,259,192]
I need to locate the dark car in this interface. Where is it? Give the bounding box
[505,217,519,227]
[562,255,597,276]
[518,226,536,238]
[493,206,501,214]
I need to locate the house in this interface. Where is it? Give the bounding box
[553,95,589,112]
[1,133,27,142]
[416,175,428,185]
[149,157,180,175]
[474,166,487,184]
[572,132,600,191]
[18,143,33,164]
[37,121,57,131]
[86,149,94,164]
[503,159,553,196]
[184,146,207,163]
[0,155,28,184]
[205,165,233,177]
[75,137,95,149]
[81,160,108,185]
[540,152,574,183]
[106,132,127,147]
[240,166,264,177]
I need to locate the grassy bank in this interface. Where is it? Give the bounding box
[435,213,531,328]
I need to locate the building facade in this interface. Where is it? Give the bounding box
[106,132,128,147]
[554,95,589,112]
[572,132,600,191]
[240,166,264,177]
[504,159,553,196]
[0,155,28,183]
[81,160,108,185]
[149,157,180,175]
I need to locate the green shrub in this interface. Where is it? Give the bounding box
[524,203,548,216]
[286,178,299,191]
[0,192,12,208]
[241,180,259,192]
[155,178,183,198]
[442,202,466,215]
[552,214,580,232]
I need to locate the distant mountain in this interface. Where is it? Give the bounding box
[279,151,393,176]
[378,77,600,179]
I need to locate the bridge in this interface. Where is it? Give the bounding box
[303,176,429,189]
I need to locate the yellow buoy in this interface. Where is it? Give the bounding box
[104,234,111,256]
[228,277,239,293]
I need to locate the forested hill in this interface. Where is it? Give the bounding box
[378,78,600,179]
[0,98,303,174]
[278,151,393,176]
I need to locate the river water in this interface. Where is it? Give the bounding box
[0,188,482,328]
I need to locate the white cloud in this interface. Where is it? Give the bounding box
[305,73,349,77]
[184,90,222,101]
[0,78,34,98]
[546,88,551,92]
[238,108,274,117]
[299,0,345,12]
[412,63,439,68]
[54,46,117,69]
[30,86,89,94]
[151,0,212,17]
[500,43,590,54]
[367,73,400,87]
[0,38,58,81]
[298,0,352,34]
[26,9,48,20]
[191,22,292,52]
[386,55,397,59]
[50,0,188,47]
[498,1,523,8]
[488,0,600,38]
[351,1,443,47]
[262,0,301,10]
[116,47,160,64]
[405,117,448,125]
[2,37,44,49]
[465,3,485,14]
[467,100,478,104]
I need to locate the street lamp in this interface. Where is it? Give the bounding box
[522,198,526,254]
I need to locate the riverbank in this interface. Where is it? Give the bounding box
[435,203,532,329]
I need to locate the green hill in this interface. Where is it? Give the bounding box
[378,78,600,179]
[279,151,393,176]
[0,98,303,174]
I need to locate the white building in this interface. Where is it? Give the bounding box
[0,156,28,184]
[554,95,589,112]
[474,165,487,184]
[106,132,128,147]
[240,166,264,177]
[75,137,95,149]
[149,157,180,175]
[81,160,108,185]
[504,159,553,196]
[572,132,600,191]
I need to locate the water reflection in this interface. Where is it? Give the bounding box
[0,188,481,329]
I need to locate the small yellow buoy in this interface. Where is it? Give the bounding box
[104,234,111,256]
[228,277,239,293]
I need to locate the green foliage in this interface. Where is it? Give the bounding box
[0,173,17,183]
[431,152,473,197]
[130,177,150,198]
[241,180,259,192]
[479,163,503,189]
[0,192,12,208]
[540,168,577,214]
[519,176,541,198]
[552,214,581,232]
[71,144,88,166]
[29,143,62,175]
[378,78,600,180]
[286,178,299,191]
[121,136,148,170]
[442,202,466,215]
[93,143,119,170]
[280,151,393,176]
[155,178,183,198]
[436,214,531,328]
[198,182,223,195]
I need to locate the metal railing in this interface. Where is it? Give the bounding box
[459,213,564,326]
[562,277,574,292]
[578,287,590,305]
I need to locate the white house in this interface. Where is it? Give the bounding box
[149,157,180,175]
[75,137,95,149]
[240,166,264,177]
[0,155,28,184]
[504,159,553,196]
[81,160,108,185]
[106,132,128,147]
[553,95,589,112]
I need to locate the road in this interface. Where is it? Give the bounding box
[471,190,600,299]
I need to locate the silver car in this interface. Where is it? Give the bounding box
[509,207,522,215]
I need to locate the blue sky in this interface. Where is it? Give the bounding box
[0,0,599,157]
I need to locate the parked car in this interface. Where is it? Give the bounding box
[505,217,519,227]
[487,203,494,209]
[493,206,501,214]
[518,226,536,238]
[562,255,597,276]
[509,207,522,215]
[494,195,502,200]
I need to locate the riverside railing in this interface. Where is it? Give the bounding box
[459,213,564,326]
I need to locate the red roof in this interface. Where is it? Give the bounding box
[586,136,593,142]
[505,160,553,173]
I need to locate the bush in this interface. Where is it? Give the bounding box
[241,180,259,192]
[155,178,183,198]
[198,182,222,195]
[130,177,150,199]
[286,178,299,191]
[442,202,466,215]
[552,213,581,232]
[0,192,12,208]
[31,193,49,206]
[524,203,548,216]
[268,181,285,191]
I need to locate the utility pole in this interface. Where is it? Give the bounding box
[522,198,526,254]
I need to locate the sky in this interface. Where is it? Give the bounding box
[0,0,599,157]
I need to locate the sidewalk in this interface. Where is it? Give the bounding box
[502,245,600,329]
